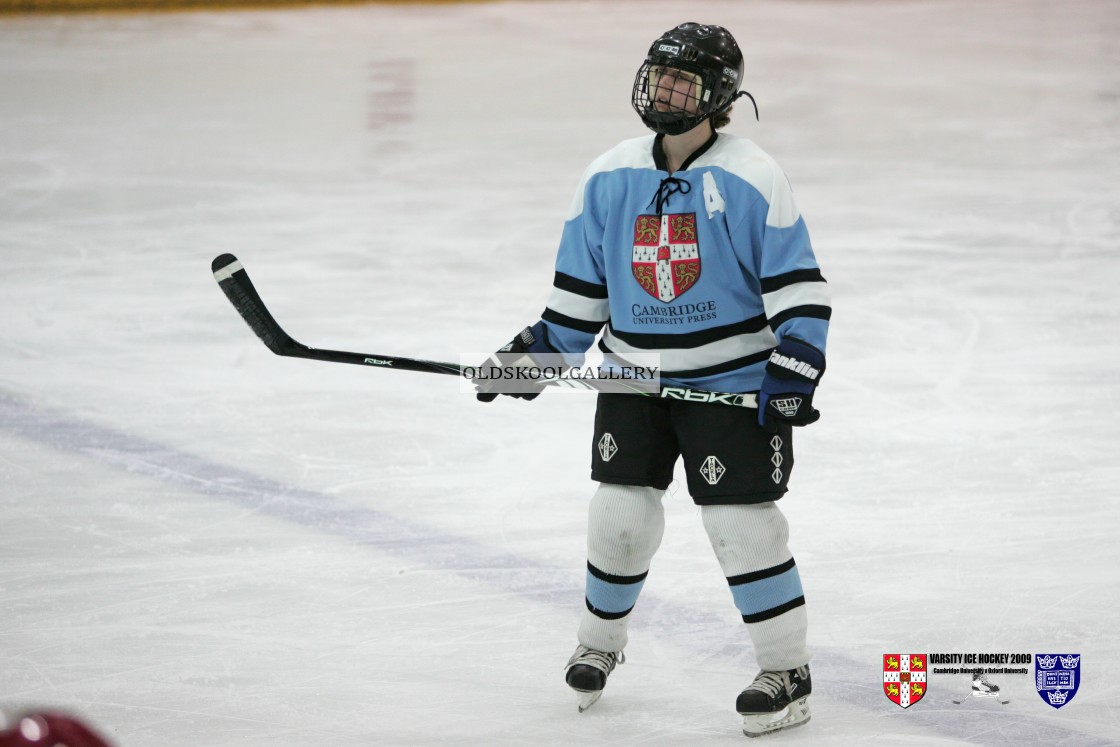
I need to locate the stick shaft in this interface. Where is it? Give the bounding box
[212,253,757,408]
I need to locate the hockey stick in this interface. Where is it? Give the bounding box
[212,253,758,408]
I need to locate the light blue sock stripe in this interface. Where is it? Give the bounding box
[729,566,804,617]
[586,571,646,614]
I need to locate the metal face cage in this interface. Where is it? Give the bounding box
[632,60,714,136]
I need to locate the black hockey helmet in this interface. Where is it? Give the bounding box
[631,22,756,136]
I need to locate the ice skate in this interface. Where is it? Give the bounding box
[736,666,812,737]
[972,673,998,696]
[565,645,624,712]
[972,673,1009,704]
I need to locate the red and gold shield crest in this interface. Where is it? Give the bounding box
[883,654,927,708]
[632,212,700,302]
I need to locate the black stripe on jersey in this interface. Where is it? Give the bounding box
[586,597,633,620]
[760,268,826,294]
[768,304,832,331]
[554,271,608,299]
[741,595,806,624]
[727,558,797,587]
[606,315,769,350]
[543,307,607,335]
[599,339,771,380]
[587,562,648,586]
[598,339,771,379]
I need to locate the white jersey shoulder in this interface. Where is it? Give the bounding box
[693,134,801,228]
[566,136,657,220]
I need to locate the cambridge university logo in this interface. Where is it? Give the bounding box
[883,654,928,708]
[632,213,700,302]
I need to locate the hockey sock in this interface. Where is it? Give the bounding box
[577,483,666,652]
[701,502,810,671]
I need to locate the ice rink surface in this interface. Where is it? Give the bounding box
[1,0,1119,744]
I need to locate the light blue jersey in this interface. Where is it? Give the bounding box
[536,132,831,392]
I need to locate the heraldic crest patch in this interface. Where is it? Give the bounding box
[1035,653,1080,709]
[632,213,700,302]
[883,654,927,708]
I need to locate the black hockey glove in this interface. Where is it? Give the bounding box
[474,324,552,402]
[758,337,826,427]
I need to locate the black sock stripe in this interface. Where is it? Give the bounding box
[587,561,648,585]
[586,598,634,620]
[741,595,806,624]
[727,557,797,587]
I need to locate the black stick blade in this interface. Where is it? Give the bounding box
[212,253,299,355]
[211,252,240,276]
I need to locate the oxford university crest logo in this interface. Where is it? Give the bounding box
[632,213,700,302]
[1036,653,1080,709]
[883,654,927,708]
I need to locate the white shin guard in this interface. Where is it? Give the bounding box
[701,502,810,671]
[577,483,665,652]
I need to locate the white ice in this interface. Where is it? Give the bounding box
[1,1,1118,744]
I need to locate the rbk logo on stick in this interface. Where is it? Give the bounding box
[883,654,927,708]
[632,213,700,302]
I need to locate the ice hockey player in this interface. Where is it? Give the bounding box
[476,22,830,737]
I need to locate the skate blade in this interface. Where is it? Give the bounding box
[954,694,1010,705]
[742,696,811,737]
[573,689,603,713]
